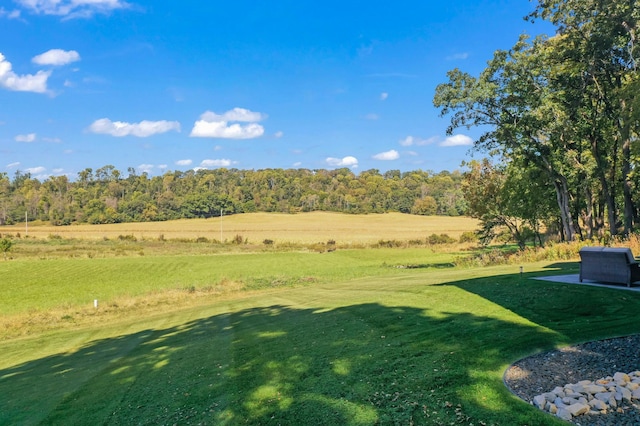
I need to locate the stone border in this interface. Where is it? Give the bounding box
[531,371,640,421]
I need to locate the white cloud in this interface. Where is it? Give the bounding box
[190,108,266,139]
[176,159,192,166]
[399,135,437,147]
[191,121,264,139]
[7,162,20,168]
[89,118,181,137]
[15,133,37,142]
[274,130,284,138]
[440,134,473,147]
[15,0,130,18]
[364,113,379,120]
[158,164,168,170]
[373,149,399,160]
[200,159,232,168]
[25,166,46,174]
[293,161,302,167]
[137,164,154,174]
[0,53,50,93]
[380,92,388,100]
[32,49,80,66]
[326,156,358,168]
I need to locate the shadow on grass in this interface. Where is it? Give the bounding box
[4,264,640,425]
[437,262,640,346]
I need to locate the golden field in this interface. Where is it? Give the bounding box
[0,212,478,244]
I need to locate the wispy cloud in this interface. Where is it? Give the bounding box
[365,72,417,78]
[399,135,437,147]
[15,133,36,142]
[0,8,21,19]
[200,159,233,168]
[89,118,181,137]
[175,159,193,166]
[42,137,62,143]
[446,52,469,60]
[15,0,130,18]
[380,92,388,101]
[25,166,46,174]
[137,164,154,174]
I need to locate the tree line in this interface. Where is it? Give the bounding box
[0,166,466,226]
[434,0,640,246]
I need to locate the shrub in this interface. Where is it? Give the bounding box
[232,234,244,245]
[117,234,137,242]
[195,237,210,243]
[376,239,404,248]
[427,234,456,245]
[0,237,13,260]
[459,231,478,243]
[263,239,274,246]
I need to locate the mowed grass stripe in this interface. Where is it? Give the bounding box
[0,249,459,316]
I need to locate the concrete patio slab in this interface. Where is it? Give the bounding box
[533,274,640,292]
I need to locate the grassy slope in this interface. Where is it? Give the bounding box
[2,257,639,425]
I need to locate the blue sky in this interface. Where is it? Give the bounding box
[0,0,550,179]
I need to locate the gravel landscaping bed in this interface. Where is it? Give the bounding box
[504,334,640,425]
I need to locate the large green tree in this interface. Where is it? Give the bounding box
[434,34,579,240]
[435,0,640,241]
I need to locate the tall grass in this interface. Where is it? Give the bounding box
[0,212,479,244]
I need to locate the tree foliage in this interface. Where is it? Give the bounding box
[0,167,466,226]
[435,0,640,243]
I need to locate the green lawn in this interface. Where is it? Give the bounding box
[1,252,638,425]
[0,248,457,316]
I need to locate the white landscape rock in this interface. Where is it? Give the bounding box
[532,371,640,420]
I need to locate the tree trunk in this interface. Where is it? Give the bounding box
[619,99,635,236]
[582,185,595,240]
[553,176,576,241]
[590,134,618,236]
